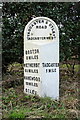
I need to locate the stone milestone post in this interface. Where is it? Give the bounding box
[24,17,59,99]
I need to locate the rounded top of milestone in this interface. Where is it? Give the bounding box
[24,17,59,42]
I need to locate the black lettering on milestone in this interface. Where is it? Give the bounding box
[34,22,36,25]
[31,24,34,27]
[50,24,53,28]
[28,29,31,32]
[39,26,41,29]
[46,21,48,24]
[53,34,55,36]
[26,56,28,60]
[45,26,47,29]
[42,26,44,29]
[27,37,30,40]
[25,51,27,55]
[26,82,28,85]
[27,33,29,36]
[37,37,39,40]
[36,20,38,23]
[26,89,27,92]
[36,26,38,28]
[52,31,55,33]
[42,20,44,23]
[39,20,41,23]
[28,32,30,35]
[49,23,51,26]
[32,90,34,94]
[29,26,32,29]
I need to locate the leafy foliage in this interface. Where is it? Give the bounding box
[2,2,80,71]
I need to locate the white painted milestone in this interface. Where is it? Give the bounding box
[24,17,59,99]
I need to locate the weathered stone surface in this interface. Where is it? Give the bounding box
[24,17,59,99]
